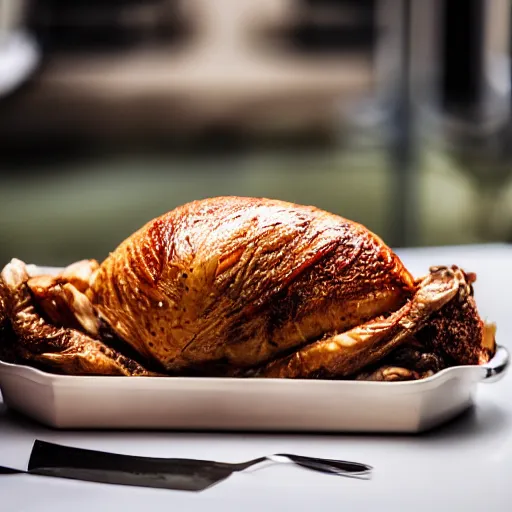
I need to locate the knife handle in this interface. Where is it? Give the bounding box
[274,453,373,476]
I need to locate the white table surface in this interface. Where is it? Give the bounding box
[1,244,511,512]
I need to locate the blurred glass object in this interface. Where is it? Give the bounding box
[0,0,39,97]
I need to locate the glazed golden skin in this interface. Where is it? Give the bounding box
[89,197,415,374]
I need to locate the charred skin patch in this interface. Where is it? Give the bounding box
[416,293,487,366]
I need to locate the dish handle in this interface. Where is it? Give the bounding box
[481,344,509,383]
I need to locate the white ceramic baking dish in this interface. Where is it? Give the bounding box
[0,345,508,433]
[1,264,509,433]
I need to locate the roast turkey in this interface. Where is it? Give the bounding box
[0,197,495,380]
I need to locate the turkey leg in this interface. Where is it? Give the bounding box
[253,266,490,379]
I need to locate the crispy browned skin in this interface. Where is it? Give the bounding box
[89,197,416,373]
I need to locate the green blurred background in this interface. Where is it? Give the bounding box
[1,0,511,267]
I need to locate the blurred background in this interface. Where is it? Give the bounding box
[0,0,511,267]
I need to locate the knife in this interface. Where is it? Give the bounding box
[0,439,373,491]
